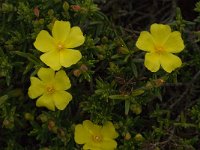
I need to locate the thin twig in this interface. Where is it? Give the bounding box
[170,70,200,109]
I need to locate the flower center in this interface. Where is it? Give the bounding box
[155,45,165,54]
[57,43,64,50]
[92,135,103,143]
[46,86,55,94]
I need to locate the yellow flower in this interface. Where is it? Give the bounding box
[34,20,85,70]
[74,120,118,150]
[28,68,72,111]
[136,23,184,73]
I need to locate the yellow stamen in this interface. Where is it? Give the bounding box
[46,86,55,94]
[57,43,64,50]
[155,45,165,54]
[92,135,102,143]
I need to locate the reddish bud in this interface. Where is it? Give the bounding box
[71,5,81,11]
[154,79,165,87]
[34,6,40,17]
[48,120,56,131]
[73,69,82,77]
[80,64,88,72]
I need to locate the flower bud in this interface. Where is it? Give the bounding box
[73,69,81,77]
[33,6,39,17]
[80,64,88,72]
[124,132,131,140]
[3,119,14,129]
[48,120,56,131]
[63,1,69,11]
[48,120,58,134]
[71,5,81,11]
[130,104,142,115]
[154,79,165,87]
[24,113,34,121]
[37,114,48,122]
[134,133,144,141]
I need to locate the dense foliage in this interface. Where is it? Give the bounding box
[0,0,200,149]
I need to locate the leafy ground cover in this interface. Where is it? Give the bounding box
[0,0,200,149]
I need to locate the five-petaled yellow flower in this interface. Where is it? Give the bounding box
[28,68,72,111]
[74,120,118,150]
[136,23,184,73]
[34,20,85,71]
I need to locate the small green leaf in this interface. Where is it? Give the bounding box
[131,61,138,78]
[131,89,144,97]
[11,51,41,65]
[125,100,130,115]
[0,95,9,106]
[109,94,129,100]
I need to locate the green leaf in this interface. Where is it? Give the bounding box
[109,94,129,100]
[11,51,41,65]
[125,100,130,115]
[0,95,9,107]
[194,1,200,12]
[131,89,144,97]
[131,61,138,78]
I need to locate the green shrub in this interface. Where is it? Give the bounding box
[0,0,200,149]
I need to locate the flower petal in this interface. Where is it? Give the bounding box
[163,31,185,53]
[82,138,117,150]
[83,120,94,130]
[83,143,101,150]
[34,30,56,52]
[83,120,102,134]
[60,49,82,68]
[54,70,71,91]
[52,21,70,42]
[150,23,171,44]
[28,77,45,99]
[101,122,118,139]
[144,53,160,72]
[100,139,118,150]
[36,94,55,111]
[40,50,61,71]
[64,26,85,48]
[160,53,182,73]
[52,91,72,110]
[37,68,55,82]
[74,124,91,144]
[136,31,155,52]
